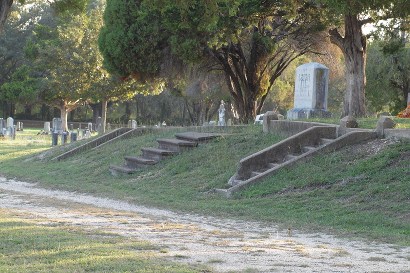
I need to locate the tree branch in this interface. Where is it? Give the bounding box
[329,28,344,49]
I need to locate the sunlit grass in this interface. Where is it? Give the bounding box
[0,210,208,272]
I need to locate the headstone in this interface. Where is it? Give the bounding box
[129,119,137,129]
[6,117,14,137]
[61,131,68,144]
[0,118,5,136]
[52,132,59,146]
[218,100,226,126]
[162,121,167,126]
[44,122,51,133]
[209,121,216,126]
[16,121,23,131]
[87,122,93,132]
[287,62,331,119]
[52,118,63,134]
[6,117,13,128]
[227,118,232,126]
[375,116,395,137]
[70,132,77,142]
[70,124,74,131]
[96,117,102,133]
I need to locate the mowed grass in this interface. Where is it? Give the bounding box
[0,124,409,246]
[0,210,208,272]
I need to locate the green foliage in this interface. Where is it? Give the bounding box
[0,65,39,103]
[366,40,409,114]
[99,0,164,77]
[52,0,88,15]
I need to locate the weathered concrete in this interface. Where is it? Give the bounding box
[221,128,377,198]
[266,120,336,137]
[384,129,410,139]
[109,132,221,175]
[375,116,396,138]
[53,128,136,161]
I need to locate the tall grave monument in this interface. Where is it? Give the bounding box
[287,62,331,120]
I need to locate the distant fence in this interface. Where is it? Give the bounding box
[15,120,126,130]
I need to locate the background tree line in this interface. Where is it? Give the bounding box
[0,0,409,129]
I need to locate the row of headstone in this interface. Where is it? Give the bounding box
[128,119,137,129]
[0,117,16,139]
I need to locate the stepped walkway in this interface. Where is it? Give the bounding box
[109,132,220,175]
[214,126,377,197]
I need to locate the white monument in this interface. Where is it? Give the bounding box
[6,117,14,136]
[218,100,226,126]
[44,122,51,133]
[287,62,331,120]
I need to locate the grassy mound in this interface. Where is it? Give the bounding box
[0,125,409,245]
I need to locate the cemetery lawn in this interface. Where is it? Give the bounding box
[0,209,207,272]
[0,124,409,246]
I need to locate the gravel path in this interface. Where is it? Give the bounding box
[0,177,409,272]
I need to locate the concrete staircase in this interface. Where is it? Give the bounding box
[53,128,134,161]
[214,126,377,197]
[109,132,220,175]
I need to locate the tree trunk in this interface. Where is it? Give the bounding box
[0,0,13,32]
[60,107,69,132]
[101,99,107,133]
[330,13,367,117]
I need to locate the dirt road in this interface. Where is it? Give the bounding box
[0,177,409,272]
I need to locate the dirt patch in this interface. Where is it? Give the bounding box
[0,177,409,272]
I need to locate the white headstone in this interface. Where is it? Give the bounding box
[0,118,4,135]
[131,120,137,129]
[218,100,226,126]
[287,62,331,119]
[52,118,63,133]
[6,117,14,128]
[44,122,51,133]
[96,117,102,133]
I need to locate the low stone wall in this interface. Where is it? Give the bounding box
[53,128,133,161]
[384,129,410,139]
[265,120,335,136]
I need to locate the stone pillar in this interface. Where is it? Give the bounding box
[375,116,395,138]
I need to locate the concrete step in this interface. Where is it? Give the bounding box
[109,164,136,175]
[141,147,178,161]
[251,171,262,178]
[320,138,334,145]
[302,146,317,153]
[175,132,220,143]
[124,156,157,168]
[267,163,280,168]
[157,138,197,152]
[283,154,298,162]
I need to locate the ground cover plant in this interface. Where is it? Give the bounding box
[0,209,208,272]
[0,123,409,246]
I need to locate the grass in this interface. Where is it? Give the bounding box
[0,124,409,246]
[0,210,209,272]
